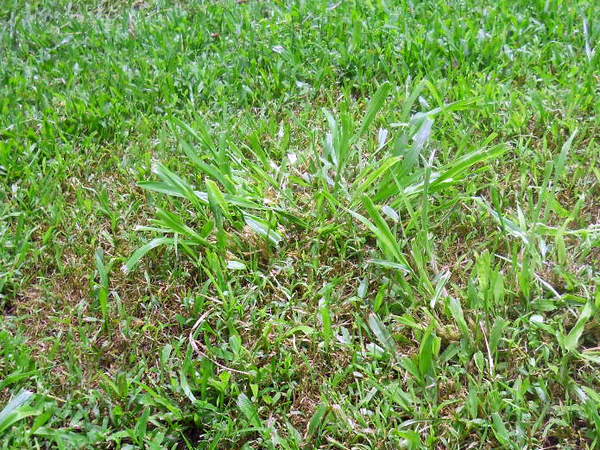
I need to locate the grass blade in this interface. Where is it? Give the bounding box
[448,297,470,339]
[368,312,398,355]
[348,195,409,269]
[122,237,173,273]
[237,393,262,429]
[94,248,110,326]
[357,82,392,138]
[563,301,594,353]
[0,390,35,434]
[244,215,283,246]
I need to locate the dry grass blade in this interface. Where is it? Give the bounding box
[188,311,252,376]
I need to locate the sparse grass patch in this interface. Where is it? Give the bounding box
[1,0,599,448]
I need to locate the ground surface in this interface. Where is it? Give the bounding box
[1,0,599,448]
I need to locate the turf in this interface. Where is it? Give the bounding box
[1,0,599,448]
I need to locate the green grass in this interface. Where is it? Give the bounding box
[1,0,599,447]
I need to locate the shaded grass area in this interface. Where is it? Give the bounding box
[1,0,599,448]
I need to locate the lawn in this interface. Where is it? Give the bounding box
[1,0,599,448]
